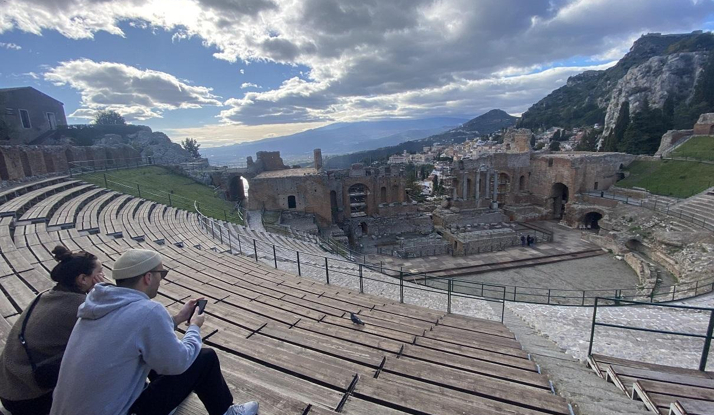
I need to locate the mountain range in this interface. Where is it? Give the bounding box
[323,109,518,169]
[201,117,467,164]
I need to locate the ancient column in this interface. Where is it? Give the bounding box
[474,171,480,201]
[462,174,468,200]
[493,171,499,202]
[485,170,491,199]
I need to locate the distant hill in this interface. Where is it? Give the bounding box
[324,109,517,169]
[518,31,714,155]
[201,117,467,164]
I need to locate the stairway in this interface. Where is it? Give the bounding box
[497,306,652,415]
[667,187,714,230]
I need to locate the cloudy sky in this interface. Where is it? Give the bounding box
[1,0,713,147]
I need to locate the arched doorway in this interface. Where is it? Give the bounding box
[360,222,368,235]
[330,190,338,223]
[348,184,369,217]
[228,176,245,201]
[551,183,569,219]
[626,238,644,252]
[583,212,603,230]
[466,178,472,199]
[519,175,525,191]
[380,186,387,203]
[287,195,297,209]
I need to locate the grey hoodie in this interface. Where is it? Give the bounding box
[50,283,202,415]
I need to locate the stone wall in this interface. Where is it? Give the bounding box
[693,113,714,135]
[655,129,693,156]
[0,144,139,183]
[349,213,433,239]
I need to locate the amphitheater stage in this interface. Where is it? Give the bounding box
[367,222,639,294]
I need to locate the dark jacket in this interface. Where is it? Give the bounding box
[0,285,85,401]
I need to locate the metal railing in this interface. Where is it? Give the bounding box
[195,204,508,322]
[588,191,713,232]
[67,157,154,176]
[66,162,714,308]
[70,160,243,224]
[588,297,714,371]
[194,203,714,308]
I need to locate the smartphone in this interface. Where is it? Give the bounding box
[195,299,208,314]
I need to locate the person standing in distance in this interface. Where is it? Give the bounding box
[50,249,259,415]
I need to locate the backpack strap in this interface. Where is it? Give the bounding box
[18,293,44,372]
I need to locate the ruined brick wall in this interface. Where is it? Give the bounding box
[247,173,333,227]
[255,151,287,171]
[529,153,635,216]
[0,144,139,183]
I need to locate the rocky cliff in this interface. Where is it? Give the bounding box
[602,51,707,135]
[519,31,714,139]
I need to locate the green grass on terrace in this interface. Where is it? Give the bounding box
[670,136,714,161]
[617,159,714,199]
[80,166,243,224]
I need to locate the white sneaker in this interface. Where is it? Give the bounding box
[224,401,259,415]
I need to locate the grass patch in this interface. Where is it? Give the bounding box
[617,159,714,198]
[79,166,243,224]
[671,136,714,161]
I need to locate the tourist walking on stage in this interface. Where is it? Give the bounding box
[50,248,259,415]
[520,235,526,246]
[0,246,105,415]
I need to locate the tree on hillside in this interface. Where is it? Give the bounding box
[530,134,536,148]
[549,141,561,151]
[575,130,598,151]
[181,138,201,158]
[551,129,561,141]
[620,102,667,155]
[602,101,629,152]
[94,110,126,125]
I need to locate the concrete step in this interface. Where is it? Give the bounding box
[498,307,652,415]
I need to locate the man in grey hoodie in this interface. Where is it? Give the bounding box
[50,249,259,415]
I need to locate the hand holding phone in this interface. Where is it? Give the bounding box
[195,299,208,314]
[188,299,208,328]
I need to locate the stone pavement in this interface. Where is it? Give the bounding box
[246,210,266,232]
[507,292,714,370]
[365,221,599,274]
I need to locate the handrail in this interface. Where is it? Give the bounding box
[193,206,507,322]
[70,162,714,308]
[194,202,714,308]
[587,297,714,371]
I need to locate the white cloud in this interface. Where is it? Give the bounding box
[239,69,245,74]
[2,0,713,125]
[0,42,21,50]
[164,120,330,147]
[240,82,260,89]
[44,59,222,121]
